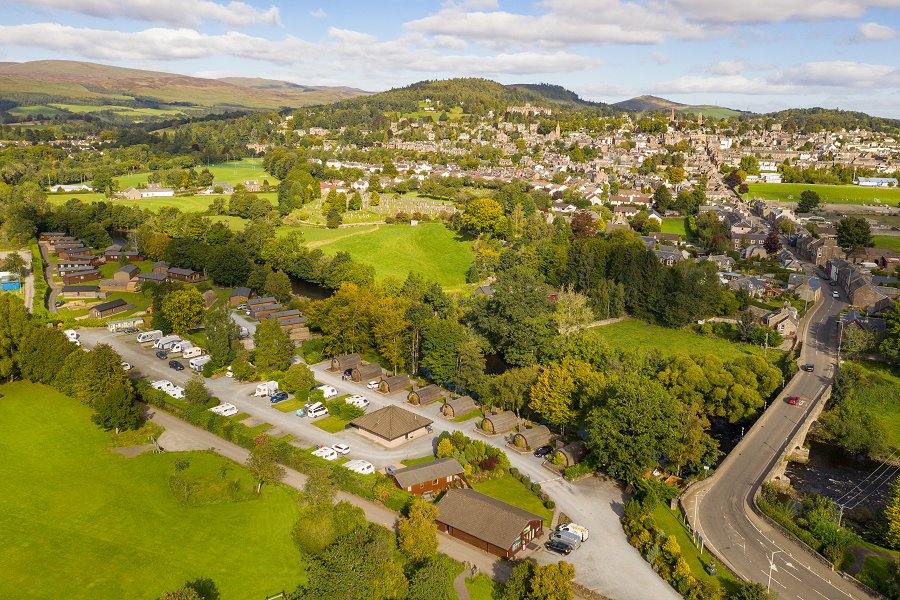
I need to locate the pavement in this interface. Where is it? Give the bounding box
[78,327,679,600]
[682,283,879,600]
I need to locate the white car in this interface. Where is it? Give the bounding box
[346,395,369,409]
[120,362,133,371]
[150,380,175,391]
[236,303,247,311]
[332,443,351,455]
[226,366,233,378]
[366,380,379,390]
[343,459,374,475]
[312,446,338,461]
[832,290,839,298]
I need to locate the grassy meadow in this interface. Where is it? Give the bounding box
[745,183,900,206]
[589,319,771,360]
[0,381,303,600]
[116,158,278,189]
[872,235,900,252]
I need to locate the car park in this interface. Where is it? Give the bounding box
[168,360,184,371]
[556,523,590,541]
[120,362,133,371]
[544,539,574,556]
[801,364,814,372]
[270,391,289,404]
[332,443,350,455]
[312,446,338,461]
[533,445,553,458]
[155,350,168,360]
[343,459,374,475]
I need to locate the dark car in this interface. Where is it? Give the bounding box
[168,360,184,371]
[123,327,139,334]
[533,445,553,458]
[544,539,574,556]
[800,364,814,372]
[270,391,289,404]
[155,350,168,360]
[829,281,837,286]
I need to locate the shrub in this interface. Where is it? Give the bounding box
[531,483,542,493]
[509,467,519,477]
[544,500,556,510]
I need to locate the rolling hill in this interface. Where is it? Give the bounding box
[0,60,367,118]
[612,95,746,118]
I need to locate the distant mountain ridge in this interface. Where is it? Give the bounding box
[613,94,747,118]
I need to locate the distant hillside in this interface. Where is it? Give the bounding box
[0,60,367,120]
[764,107,900,134]
[613,95,745,118]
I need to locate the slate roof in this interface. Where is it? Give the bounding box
[392,457,464,489]
[350,404,432,441]
[436,489,543,549]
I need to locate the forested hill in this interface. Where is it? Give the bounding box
[763,107,900,134]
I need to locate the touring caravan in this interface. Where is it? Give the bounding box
[155,335,181,350]
[254,381,279,397]
[182,347,203,359]
[136,330,163,344]
[171,340,193,354]
[189,355,212,372]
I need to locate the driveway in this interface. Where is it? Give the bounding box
[79,329,678,600]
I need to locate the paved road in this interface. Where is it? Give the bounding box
[79,328,679,600]
[684,286,878,600]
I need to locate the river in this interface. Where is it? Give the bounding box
[289,277,333,300]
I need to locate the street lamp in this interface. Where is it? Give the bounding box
[767,549,784,593]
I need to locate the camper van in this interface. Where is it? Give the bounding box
[136,330,163,344]
[189,355,212,372]
[155,335,181,351]
[209,403,238,417]
[182,347,203,359]
[254,381,279,397]
[171,340,193,354]
[306,402,329,419]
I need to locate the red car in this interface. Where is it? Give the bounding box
[785,396,799,405]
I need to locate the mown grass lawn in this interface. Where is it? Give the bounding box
[471,473,552,524]
[744,183,900,206]
[401,455,437,467]
[589,319,772,360]
[312,414,352,433]
[46,192,276,214]
[116,158,278,189]
[661,217,691,238]
[273,398,306,413]
[277,223,474,290]
[99,260,154,279]
[873,235,900,251]
[466,573,501,600]
[0,381,303,600]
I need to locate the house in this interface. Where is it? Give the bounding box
[407,384,444,406]
[764,305,799,337]
[59,247,93,261]
[378,374,413,394]
[787,274,822,302]
[351,363,383,383]
[61,285,106,299]
[550,201,577,213]
[705,255,735,271]
[797,235,842,267]
[647,210,664,224]
[349,404,432,447]
[152,261,171,275]
[137,272,167,284]
[390,457,466,498]
[779,250,804,272]
[480,411,519,435]
[114,264,139,284]
[250,303,282,320]
[731,233,767,251]
[435,489,544,559]
[247,296,278,310]
[243,180,261,192]
[473,283,494,297]
[654,247,684,266]
[729,275,766,298]
[88,298,131,319]
[230,287,252,306]
[204,182,234,195]
[330,353,362,372]
[167,267,204,283]
[62,269,101,285]
[839,309,887,337]
[103,249,142,263]
[743,245,768,260]
[512,425,552,451]
[441,396,478,419]
[140,183,175,197]
[613,205,640,219]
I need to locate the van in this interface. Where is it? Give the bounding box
[63,329,79,341]
[254,380,279,397]
[189,355,212,371]
[307,402,329,419]
[182,347,203,359]
[556,523,589,542]
[550,530,582,549]
[155,335,181,350]
[136,330,163,344]
[171,340,192,354]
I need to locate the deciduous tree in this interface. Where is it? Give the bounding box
[836,216,873,251]
[529,364,576,434]
[253,319,293,373]
[397,497,438,565]
[162,288,206,335]
[246,435,284,493]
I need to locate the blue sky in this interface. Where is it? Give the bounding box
[2,0,900,117]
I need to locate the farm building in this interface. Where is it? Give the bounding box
[555,441,588,468]
[441,396,477,419]
[435,489,544,559]
[480,411,519,435]
[349,404,432,448]
[88,298,131,319]
[378,374,412,394]
[331,353,362,372]
[230,287,251,306]
[351,363,383,383]
[512,425,552,451]
[390,457,465,498]
[407,384,443,406]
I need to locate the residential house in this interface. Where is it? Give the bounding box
[230,287,251,306]
[167,267,205,283]
[137,272,167,284]
[654,247,684,266]
[763,305,799,337]
[613,205,640,219]
[243,180,261,192]
[787,274,822,302]
[650,231,680,245]
[705,255,735,271]
[152,261,170,275]
[349,405,432,448]
[797,235,841,268]
[390,457,466,498]
[61,285,106,299]
[62,269,101,285]
[729,275,766,298]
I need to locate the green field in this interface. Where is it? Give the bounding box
[277,223,474,289]
[852,362,900,450]
[8,104,68,117]
[0,381,303,600]
[873,235,900,251]
[49,103,195,117]
[589,319,770,360]
[471,473,552,525]
[745,183,900,206]
[661,217,691,238]
[116,158,278,190]
[46,192,276,214]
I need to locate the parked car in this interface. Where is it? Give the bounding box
[785,395,800,405]
[270,391,289,404]
[54,299,64,307]
[800,364,814,372]
[550,530,582,549]
[168,360,184,371]
[385,465,399,475]
[312,446,338,461]
[123,327,139,334]
[366,380,379,390]
[343,368,353,376]
[120,362,133,371]
[155,350,168,360]
[332,443,351,455]
[236,303,247,311]
[544,539,574,556]
[832,290,840,298]
[829,281,837,287]
[556,523,590,541]
[533,445,553,458]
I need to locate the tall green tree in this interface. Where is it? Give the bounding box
[253,318,294,372]
[207,242,252,287]
[92,385,143,433]
[203,302,237,370]
[420,317,468,383]
[836,216,873,251]
[397,497,438,565]
[162,288,206,335]
[529,364,576,434]
[246,435,285,493]
[798,189,820,212]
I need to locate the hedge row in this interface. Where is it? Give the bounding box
[29,243,49,319]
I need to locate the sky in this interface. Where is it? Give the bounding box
[2,0,900,117]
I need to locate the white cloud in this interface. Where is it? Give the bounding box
[707,60,745,75]
[854,21,899,40]
[778,60,900,87]
[651,52,670,65]
[669,0,900,24]
[654,74,800,95]
[12,0,282,28]
[309,8,327,19]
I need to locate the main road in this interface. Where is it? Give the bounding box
[683,283,877,599]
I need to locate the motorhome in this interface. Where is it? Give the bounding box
[307,402,329,419]
[189,355,212,372]
[154,335,181,350]
[136,330,163,343]
[254,381,279,397]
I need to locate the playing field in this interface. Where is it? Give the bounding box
[116,158,278,189]
[745,183,900,206]
[278,223,475,289]
[0,381,303,600]
[873,235,900,251]
[588,318,770,360]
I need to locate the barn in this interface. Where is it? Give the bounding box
[407,384,443,406]
[480,411,519,435]
[441,396,477,419]
[512,425,552,451]
[330,353,362,372]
